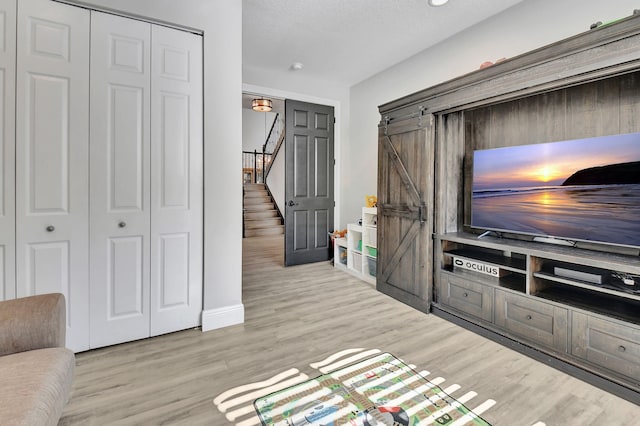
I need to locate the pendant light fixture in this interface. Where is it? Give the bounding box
[252,98,273,112]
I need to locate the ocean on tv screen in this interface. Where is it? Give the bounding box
[471,132,640,248]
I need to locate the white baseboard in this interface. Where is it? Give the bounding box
[201,304,245,332]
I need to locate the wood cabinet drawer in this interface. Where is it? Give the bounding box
[439,272,493,322]
[572,312,640,381]
[495,289,568,352]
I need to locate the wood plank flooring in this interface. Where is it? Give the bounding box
[60,235,638,425]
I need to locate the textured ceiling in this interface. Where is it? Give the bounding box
[243,0,524,87]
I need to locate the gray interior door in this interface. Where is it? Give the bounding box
[284,99,335,266]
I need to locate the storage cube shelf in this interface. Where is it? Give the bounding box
[335,207,376,285]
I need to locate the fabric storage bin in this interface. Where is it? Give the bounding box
[353,253,362,271]
[368,231,377,247]
[338,246,347,265]
[367,257,377,277]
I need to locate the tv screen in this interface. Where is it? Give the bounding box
[471,132,640,249]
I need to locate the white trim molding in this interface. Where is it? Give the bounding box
[202,304,245,331]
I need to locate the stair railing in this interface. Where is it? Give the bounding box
[262,113,284,182]
[262,113,280,155]
[242,114,280,184]
[242,150,272,184]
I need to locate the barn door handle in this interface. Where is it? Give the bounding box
[288,200,298,207]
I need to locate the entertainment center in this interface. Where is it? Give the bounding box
[438,232,640,383]
[377,13,640,402]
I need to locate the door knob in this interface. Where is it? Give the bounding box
[288,200,299,207]
[46,225,55,232]
[118,221,127,228]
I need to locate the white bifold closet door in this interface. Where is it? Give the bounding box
[0,0,15,302]
[89,12,203,349]
[89,13,152,348]
[149,24,203,336]
[16,0,90,352]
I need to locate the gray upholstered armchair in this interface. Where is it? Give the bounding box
[0,293,75,425]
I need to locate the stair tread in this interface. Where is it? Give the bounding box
[245,222,282,229]
[244,211,278,216]
[244,206,276,212]
[244,226,284,237]
[243,185,266,191]
[242,184,281,236]
[244,201,274,206]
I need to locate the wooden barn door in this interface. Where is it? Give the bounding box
[377,114,435,313]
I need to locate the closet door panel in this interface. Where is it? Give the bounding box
[25,242,69,295]
[108,236,144,316]
[89,12,151,349]
[150,25,203,335]
[16,0,89,352]
[27,74,69,211]
[0,0,15,301]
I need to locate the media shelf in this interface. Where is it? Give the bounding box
[441,247,526,293]
[535,284,640,325]
[445,248,527,273]
[435,232,640,394]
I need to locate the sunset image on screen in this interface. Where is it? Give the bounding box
[472,133,640,191]
[471,132,640,247]
[532,165,562,183]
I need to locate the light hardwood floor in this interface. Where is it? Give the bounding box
[60,235,638,425]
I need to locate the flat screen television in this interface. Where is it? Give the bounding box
[470,132,640,250]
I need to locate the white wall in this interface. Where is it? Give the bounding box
[266,147,285,216]
[346,0,640,228]
[63,0,244,330]
[243,109,277,152]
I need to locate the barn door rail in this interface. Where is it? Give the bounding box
[383,105,431,134]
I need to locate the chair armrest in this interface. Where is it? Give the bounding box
[0,293,66,356]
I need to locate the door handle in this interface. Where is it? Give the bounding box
[288,200,299,207]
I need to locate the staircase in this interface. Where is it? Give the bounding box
[243,184,284,237]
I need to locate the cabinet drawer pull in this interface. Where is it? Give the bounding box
[526,315,532,320]
[618,345,626,353]
[46,225,55,232]
[118,221,127,228]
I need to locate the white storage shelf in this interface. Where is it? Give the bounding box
[335,207,376,285]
